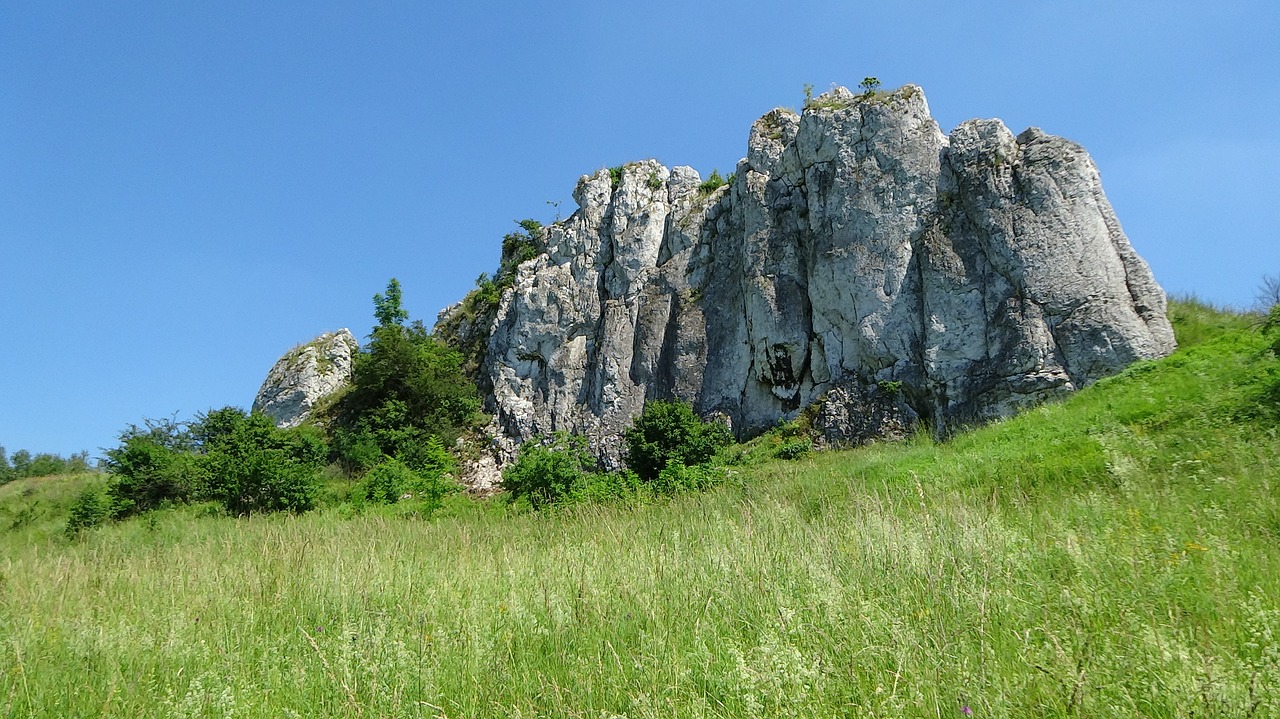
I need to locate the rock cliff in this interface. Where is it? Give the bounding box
[252,329,358,428]
[447,84,1175,468]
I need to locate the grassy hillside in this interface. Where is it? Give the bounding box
[1,300,1277,718]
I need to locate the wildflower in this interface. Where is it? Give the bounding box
[961,706,973,716]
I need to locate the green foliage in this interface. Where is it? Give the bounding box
[0,446,92,483]
[372,277,409,328]
[608,165,623,189]
[104,418,203,518]
[697,169,731,195]
[361,457,420,504]
[333,316,479,472]
[361,454,459,513]
[859,76,881,95]
[774,439,812,460]
[64,486,109,537]
[195,408,325,515]
[1264,304,1280,355]
[802,82,813,105]
[623,400,734,482]
[502,432,597,508]
[651,459,723,494]
[646,171,663,190]
[104,409,326,518]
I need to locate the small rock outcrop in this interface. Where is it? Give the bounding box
[442,84,1176,469]
[252,330,358,428]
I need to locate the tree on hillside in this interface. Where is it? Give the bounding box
[373,278,410,328]
[333,280,481,473]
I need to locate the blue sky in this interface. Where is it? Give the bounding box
[3,1,1278,458]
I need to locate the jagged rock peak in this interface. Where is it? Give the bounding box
[451,83,1176,469]
[252,329,358,429]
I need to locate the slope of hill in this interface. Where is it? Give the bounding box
[0,299,1276,717]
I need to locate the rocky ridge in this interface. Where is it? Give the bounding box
[447,84,1175,470]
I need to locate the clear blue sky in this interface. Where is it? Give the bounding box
[3,1,1278,458]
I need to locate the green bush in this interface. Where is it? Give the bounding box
[105,408,327,518]
[1264,304,1280,355]
[362,457,420,504]
[774,439,812,460]
[623,400,734,482]
[361,456,459,510]
[502,432,597,508]
[651,460,722,494]
[333,282,480,472]
[194,408,324,515]
[65,486,110,537]
[698,169,731,194]
[104,421,204,518]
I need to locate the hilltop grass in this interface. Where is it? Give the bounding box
[2,299,1278,717]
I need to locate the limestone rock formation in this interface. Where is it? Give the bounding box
[441,84,1176,469]
[252,330,358,428]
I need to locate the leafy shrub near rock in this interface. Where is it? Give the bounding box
[623,400,734,482]
[195,408,326,515]
[361,456,458,510]
[104,418,203,517]
[502,432,598,508]
[651,460,723,494]
[697,169,731,194]
[332,281,481,472]
[774,439,812,460]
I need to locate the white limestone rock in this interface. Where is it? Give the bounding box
[252,330,358,428]
[447,84,1176,468]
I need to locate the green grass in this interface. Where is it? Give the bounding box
[2,300,1279,717]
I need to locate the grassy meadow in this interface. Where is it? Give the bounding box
[1,300,1278,718]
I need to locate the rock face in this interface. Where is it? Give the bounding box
[444,85,1176,468]
[252,330,359,428]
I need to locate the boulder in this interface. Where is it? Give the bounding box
[252,330,358,428]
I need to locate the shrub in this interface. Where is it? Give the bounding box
[623,400,734,482]
[774,440,812,460]
[502,432,597,508]
[362,458,421,504]
[65,486,110,537]
[362,456,459,509]
[698,169,731,195]
[104,423,204,518]
[1265,304,1280,355]
[106,408,327,517]
[651,460,722,494]
[194,408,324,515]
[333,301,480,472]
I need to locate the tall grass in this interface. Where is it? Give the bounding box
[1,300,1277,717]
